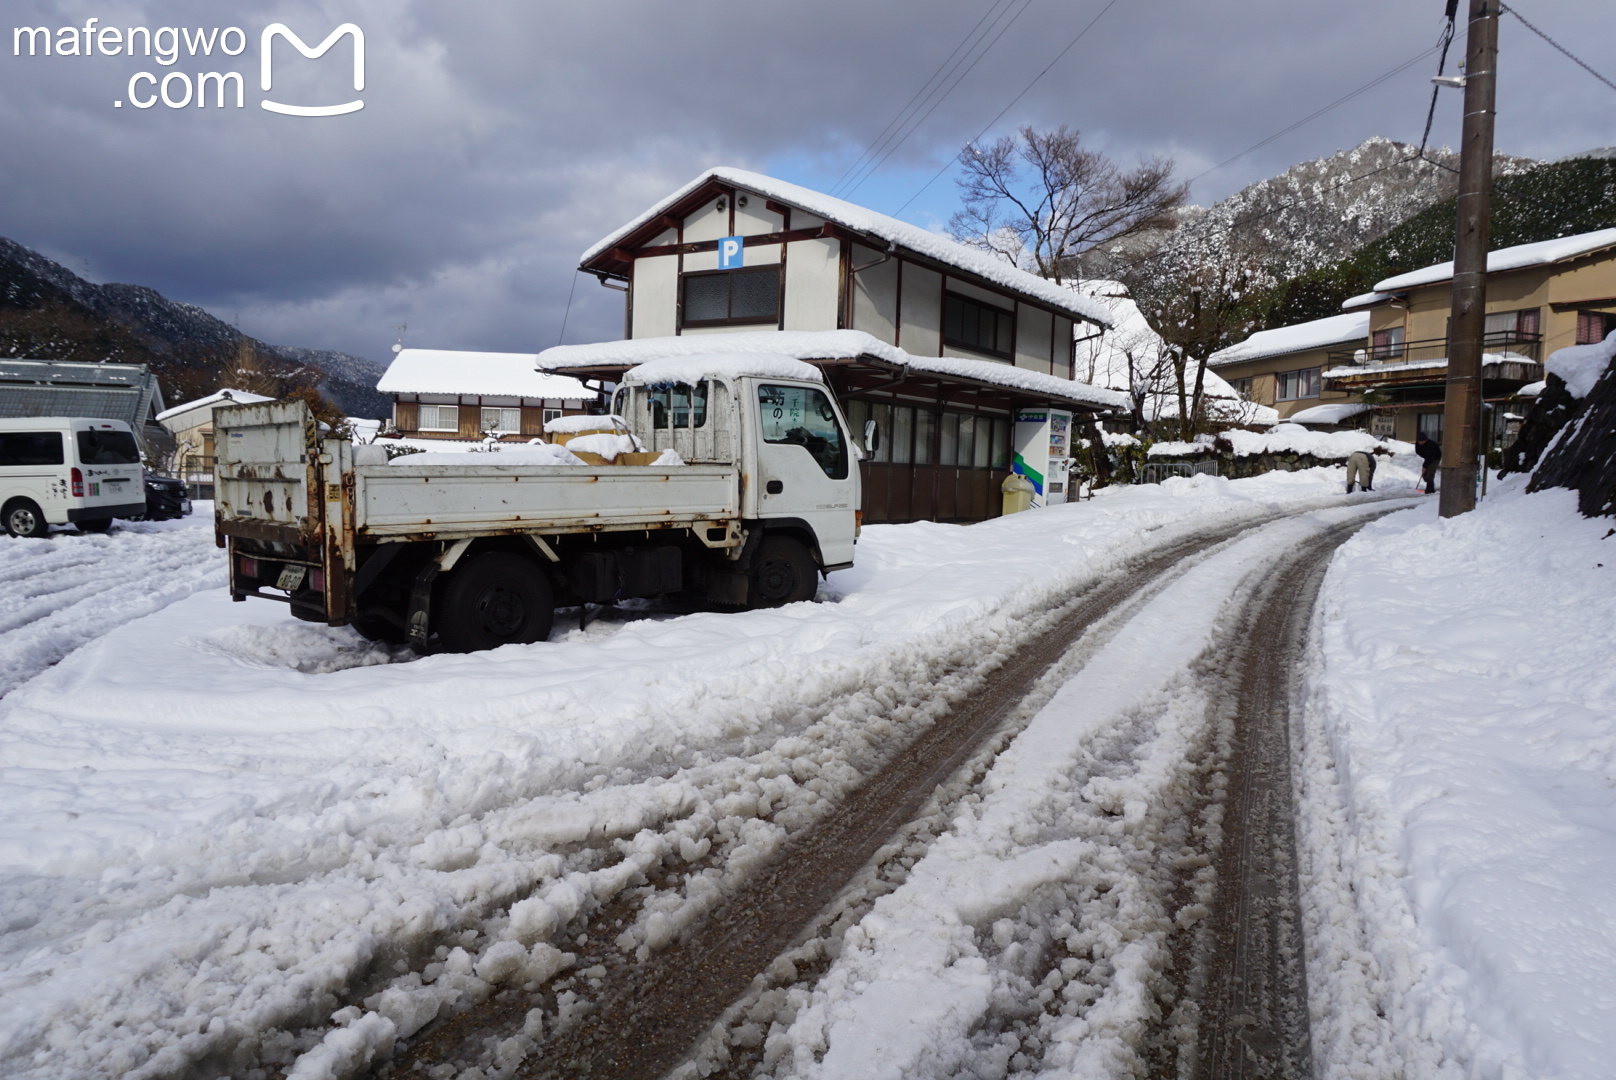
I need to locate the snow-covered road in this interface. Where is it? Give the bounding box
[0,465,1429,1080]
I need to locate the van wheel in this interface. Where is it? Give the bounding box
[436,552,554,652]
[4,500,48,539]
[748,536,817,608]
[77,518,114,534]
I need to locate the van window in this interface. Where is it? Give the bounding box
[76,430,141,465]
[0,432,65,466]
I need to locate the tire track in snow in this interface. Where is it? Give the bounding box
[377,508,1331,1080]
[0,522,225,699]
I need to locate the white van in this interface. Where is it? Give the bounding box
[0,417,146,537]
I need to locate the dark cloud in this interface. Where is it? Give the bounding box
[2,0,1612,365]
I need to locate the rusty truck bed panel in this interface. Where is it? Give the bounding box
[353,464,739,538]
[214,400,322,543]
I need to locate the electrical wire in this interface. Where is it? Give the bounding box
[828,0,1023,197]
[1415,1,1459,163]
[840,0,1041,199]
[1500,2,1616,97]
[555,271,579,347]
[892,0,1122,215]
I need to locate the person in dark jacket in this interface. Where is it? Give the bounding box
[1415,432,1441,494]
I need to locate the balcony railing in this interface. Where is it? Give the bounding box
[1326,331,1542,370]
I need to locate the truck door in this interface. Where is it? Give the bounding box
[752,381,857,567]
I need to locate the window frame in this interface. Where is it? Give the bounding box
[479,406,521,434]
[942,291,1015,360]
[419,404,460,432]
[679,266,781,329]
[1275,367,1321,401]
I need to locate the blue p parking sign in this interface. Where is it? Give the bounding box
[718,236,744,270]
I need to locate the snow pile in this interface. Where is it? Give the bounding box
[1285,402,1371,425]
[1220,424,1410,459]
[1101,431,1140,447]
[627,352,823,386]
[0,468,1384,1079]
[544,414,625,434]
[1145,440,1211,458]
[582,167,1114,328]
[1208,311,1369,367]
[377,349,592,399]
[1544,329,1616,398]
[392,444,587,467]
[563,432,645,461]
[1301,483,1616,1079]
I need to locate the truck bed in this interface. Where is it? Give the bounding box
[354,462,739,539]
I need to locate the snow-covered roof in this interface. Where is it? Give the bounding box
[537,330,1129,411]
[1285,402,1371,425]
[1371,227,1616,294]
[1208,312,1369,368]
[377,349,593,400]
[155,388,273,423]
[1341,291,1395,311]
[1544,330,1616,399]
[581,167,1114,329]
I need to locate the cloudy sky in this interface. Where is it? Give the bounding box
[3,0,1614,366]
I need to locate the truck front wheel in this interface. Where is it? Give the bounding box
[749,535,817,608]
[437,552,555,652]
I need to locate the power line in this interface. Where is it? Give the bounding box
[840,0,1041,199]
[892,0,1122,215]
[1501,2,1616,97]
[828,0,1022,197]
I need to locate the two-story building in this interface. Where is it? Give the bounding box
[377,349,595,441]
[1324,227,1616,443]
[1206,311,1372,427]
[550,167,1126,523]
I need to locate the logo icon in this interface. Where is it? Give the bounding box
[718,236,744,270]
[260,23,363,116]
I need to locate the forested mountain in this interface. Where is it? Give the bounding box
[0,237,389,418]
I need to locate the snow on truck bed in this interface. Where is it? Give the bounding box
[0,467,1406,1078]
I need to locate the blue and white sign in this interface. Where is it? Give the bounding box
[717,235,745,270]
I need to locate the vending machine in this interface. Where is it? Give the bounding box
[1012,408,1073,507]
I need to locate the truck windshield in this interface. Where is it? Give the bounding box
[757,385,847,479]
[76,429,141,465]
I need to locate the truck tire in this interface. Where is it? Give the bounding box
[748,535,817,608]
[3,499,48,539]
[76,518,114,534]
[436,552,555,652]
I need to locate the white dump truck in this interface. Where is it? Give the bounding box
[213,355,860,651]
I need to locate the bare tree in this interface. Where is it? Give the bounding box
[948,126,1188,284]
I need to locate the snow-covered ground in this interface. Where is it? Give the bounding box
[1300,477,1616,1080]
[0,464,1425,1080]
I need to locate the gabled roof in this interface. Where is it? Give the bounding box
[156,388,273,423]
[1208,311,1370,367]
[377,349,593,399]
[579,167,1114,328]
[1369,227,1616,294]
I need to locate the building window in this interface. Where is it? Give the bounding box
[1417,411,1444,444]
[419,404,459,431]
[480,407,520,433]
[1372,325,1405,360]
[1228,376,1254,398]
[1275,367,1321,401]
[681,266,780,327]
[943,292,1014,359]
[542,408,564,427]
[1484,308,1540,340]
[1577,310,1616,345]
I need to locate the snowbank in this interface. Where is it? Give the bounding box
[1544,329,1616,399]
[1202,424,1409,460]
[1302,483,1616,1079]
[0,468,1378,1078]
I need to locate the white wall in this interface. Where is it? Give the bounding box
[851,245,899,345]
[632,254,678,339]
[900,263,942,356]
[783,236,840,331]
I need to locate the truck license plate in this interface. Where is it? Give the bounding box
[276,565,306,591]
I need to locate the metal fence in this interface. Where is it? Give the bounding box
[1137,460,1219,485]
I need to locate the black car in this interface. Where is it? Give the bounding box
[142,472,192,521]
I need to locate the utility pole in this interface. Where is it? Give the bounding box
[1439,0,1500,517]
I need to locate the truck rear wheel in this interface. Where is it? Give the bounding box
[4,499,48,539]
[749,535,817,608]
[437,552,554,652]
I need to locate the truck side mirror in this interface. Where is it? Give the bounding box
[863,419,880,453]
